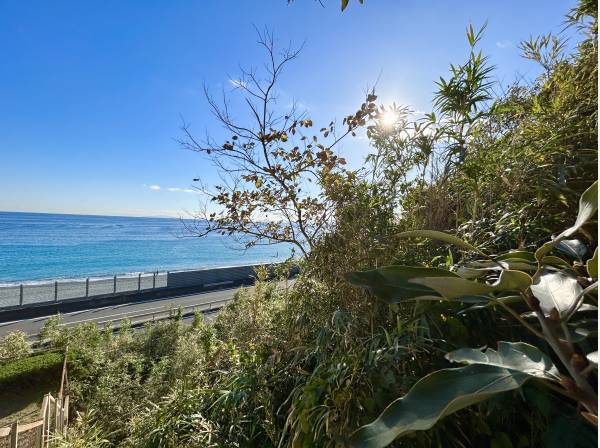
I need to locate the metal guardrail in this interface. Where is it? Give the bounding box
[0,272,168,309]
[0,263,287,310]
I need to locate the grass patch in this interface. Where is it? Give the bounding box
[0,352,63,425]
[0,351,63,389]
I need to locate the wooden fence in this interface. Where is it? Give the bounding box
[0,350,69,448]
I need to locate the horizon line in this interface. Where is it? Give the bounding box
[0,209,190,220]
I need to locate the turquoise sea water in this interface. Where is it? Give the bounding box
[0,211,292,282]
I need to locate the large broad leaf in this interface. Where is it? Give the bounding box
[409,276,494,298]
[349,365,534,447]
[349,343,558,448]
[410,270,531,299]
[396,230,477,252]
[446,341,560,381]
[497,251,536,262]
[561,180,598,239]
[530,269,583,317]
[555,239,588,261]
[536,181,598,260]
[457,259,536,279]
[542,256,572,270]
[587,248,598,280]
[345,266,458,303]
[490,269,532,291]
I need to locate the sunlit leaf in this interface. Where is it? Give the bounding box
[587,248,598,280]
[555,239,587,260]
[456,259,536,278]
[530,269,583,317]
[536,181,598,260]
[491,269,532,291]
[562,180,598,238]
[446,341,560,381]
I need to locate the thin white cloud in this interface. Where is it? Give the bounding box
[167,187,199,194]
[144,184,161,191]
[496,40,513,49]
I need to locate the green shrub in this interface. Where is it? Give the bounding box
[0,331,31,363]
[0,351,63,389]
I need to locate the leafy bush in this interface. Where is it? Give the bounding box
[0,331,31,363]
[348,182,598,446]
[0,351,63,389]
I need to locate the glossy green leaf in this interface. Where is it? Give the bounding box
[411,269,531,299]
[536,181,598,260]
[396,230,477,252]
[562,180,598,238]
[587,248,598,280]
[491,269,532,291]
[349,362,539,447]
[457,259,536,279]
[530,269,583,317]
[447,341,559,380]
[345,265,458,303]
[555,239,587,260]
[409,276,494,298]
[542,256,572,270]
[586,351,598,365]
[497,251,536,262]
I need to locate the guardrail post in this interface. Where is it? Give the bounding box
[113,275,117,294]
[10,420,17,448]
[54,281,58,302]
[138,273,141,291]
[85,278,89,297]
[19,284,23,306]
[152,272,156,289]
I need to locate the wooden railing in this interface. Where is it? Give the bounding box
[0,349,69,448]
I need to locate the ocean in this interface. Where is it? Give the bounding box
[0,211,293,283]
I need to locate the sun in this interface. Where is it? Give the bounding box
[380,109,398,128]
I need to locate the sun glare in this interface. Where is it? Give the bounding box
[380,109,398,128]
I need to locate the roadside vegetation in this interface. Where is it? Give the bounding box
[2,1,596,446]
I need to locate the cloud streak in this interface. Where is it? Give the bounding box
[496,40,513,49]
[145,184,201,195]
[167,187,198,194]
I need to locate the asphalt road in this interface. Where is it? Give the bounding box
[0,285,243,338]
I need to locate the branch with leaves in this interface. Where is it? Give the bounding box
[180,29,378,257]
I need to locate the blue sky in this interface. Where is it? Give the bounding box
[0,0,577,217]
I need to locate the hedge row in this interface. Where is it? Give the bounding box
[0,351,64,389]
